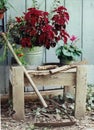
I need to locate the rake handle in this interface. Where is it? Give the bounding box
[1,33,47,108]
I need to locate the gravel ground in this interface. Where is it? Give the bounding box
[1,102,94,130]
[1,114,94,130]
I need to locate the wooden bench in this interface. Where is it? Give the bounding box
[9,65,87,120]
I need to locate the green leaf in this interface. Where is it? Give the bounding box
[63,48,71,56]
[56,48,61,56]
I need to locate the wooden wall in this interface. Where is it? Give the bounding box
[6,0,94,64]
[0,0,94,93]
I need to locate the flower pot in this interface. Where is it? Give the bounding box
[0,9,6,19]
[23,46,44,69]
[59,58,73,66]
[0,12,4,19]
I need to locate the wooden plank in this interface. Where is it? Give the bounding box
[34,121,76,127]
[9,68,13,85]
[25,72,76,86]
[37,65,58,70]
[27,70,50,75]
[50,60,88,74]
[12,66,25,120]
[24,90,63,101]
[75,65,87,119]
[63,85,75,99]
[1,90,63,103]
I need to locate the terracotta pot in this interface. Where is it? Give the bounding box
[0,9,6,19]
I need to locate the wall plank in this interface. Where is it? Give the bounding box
[65,0,82,48]
[27,0,45,10]
[83,0,94,64]
[7,0,26,19]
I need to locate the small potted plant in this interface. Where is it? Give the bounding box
[0,0,13,19]
[56,35,82,65]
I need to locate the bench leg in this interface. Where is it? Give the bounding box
[75,66,87,119]
[12,66,25,120]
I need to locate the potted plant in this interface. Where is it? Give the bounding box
[0,0,13,19]
[8,6,70,69]
[56,35,82,65]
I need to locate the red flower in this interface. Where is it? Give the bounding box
[60,30,70,43]
[53,6,67,12]
[30,30,36,36]
[16,17,23,23]
[42,25,52,32]
[63,12,69,22]
[13,6,70,49]
[20,37,31,48]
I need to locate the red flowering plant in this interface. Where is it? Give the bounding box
[8,6,70,50]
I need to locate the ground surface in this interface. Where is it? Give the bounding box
[1,113,94,130]
[1,98,94,130]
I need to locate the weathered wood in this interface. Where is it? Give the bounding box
[24,90,63,101]
[37,65,58,70]
[12,66,24,120]
[27,70,50,75]
[1,33,47,108]
[50,60,88,74]
[50,65,76,74]
[27,68,76,76]
[25,72,76,86]
[8,64,87,119]
[1,90,63,103]
[70,60,88,65]
[75,65,87,119]
[34,121,76,127]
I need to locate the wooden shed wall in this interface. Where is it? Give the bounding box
[0,0,94,93]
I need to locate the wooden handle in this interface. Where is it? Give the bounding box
[1,33,47,108]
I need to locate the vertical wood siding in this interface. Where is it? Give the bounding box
[6,0,94,64]
[0,0,94,93]
[83,0,94,64]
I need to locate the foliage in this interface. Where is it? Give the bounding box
[86,84,94,111]
[56,35,82,62]
[0,0,13,10]
[26,125,35,130]
[0,35,8,62]
[8,6,70,49]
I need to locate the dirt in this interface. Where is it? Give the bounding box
[1,99,94,130]
[1,114,94,130]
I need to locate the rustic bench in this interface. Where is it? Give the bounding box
[9,65,87,120]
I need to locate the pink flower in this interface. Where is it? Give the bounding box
[70,35,77,42]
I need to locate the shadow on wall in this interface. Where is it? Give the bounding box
[0,66,9,94]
